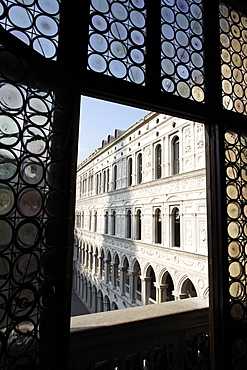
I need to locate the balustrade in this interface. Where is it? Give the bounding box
[70,297,209,370]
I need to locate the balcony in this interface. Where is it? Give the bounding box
[69,297,209,369]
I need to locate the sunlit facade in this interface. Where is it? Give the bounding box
[74,112,208,312]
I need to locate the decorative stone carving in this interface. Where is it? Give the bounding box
[199,221,207,248]
[184,126,192,153]
[196,123,205,149]
[185,220,193,248]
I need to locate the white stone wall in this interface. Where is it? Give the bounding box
[74,112,208,312]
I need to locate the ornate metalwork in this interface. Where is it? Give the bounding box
[220,3,247,114]
[0,0,60,60]
[0,41,77,369]
[161,0,205,102]
[87,0,147,85]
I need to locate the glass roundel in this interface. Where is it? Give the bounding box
[225,128,247,321]
[0,0,61,60]
[161,0,205,102]
[220,4,247,115]
[88,0,147,85]
[0,41,75,368]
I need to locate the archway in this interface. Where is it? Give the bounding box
[161,271,174,302]
[181,278,197,299]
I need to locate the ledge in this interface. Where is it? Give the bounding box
[70,296,209,331]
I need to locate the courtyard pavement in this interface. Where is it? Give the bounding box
[71,291,90,317]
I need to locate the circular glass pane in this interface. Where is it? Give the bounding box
[0,184,15,216]
[177,81,190,98]
[33,37,56,59]
[45,190,63,217]
[8,6,32,29]
[129,48,144,64]
[228,241,241,259]
[228,221,240,239]
[23,126,46,155]
[0,220,12,251]
[20,156,43,185]
[17,188,42,217]
[130,10,145,28]
[92,14,108,32]
[111,3,128,21]
[229,281,243,299]
[227,202,241,219]
[231,303,244,320]
[0,149,17,180]
[12,254,38,284]
[16,221,39,249]
[38,0,60,14]
[227,184,239,199]
[162,24,174,40]
[229,261,242,279]
[110,41,127,58]
[109,60,127,78]
[9,286,36,319]
[110,22,127,40]
[88,53,107,73]
[90,33,108,53]
[35,15,58,36]
[46,162,64,188]
[0,115,20,146]
[128,66,144,84]
[0,83,23,111]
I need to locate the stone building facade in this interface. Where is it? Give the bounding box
[74,112,208,313]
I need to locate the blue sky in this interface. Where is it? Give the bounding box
[77,96,149,163]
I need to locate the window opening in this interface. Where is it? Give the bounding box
[73,97,207,320]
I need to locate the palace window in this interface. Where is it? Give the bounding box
[155,208,162,244]
[104,211,109,234]
[94,211,97,232]
[137,153,142,184]
[172,136,179,175]
[155,144,162,179]
[128,157,133,186]
[112,210,116,236]
[113,165,117,190]
[136,209,142,240]
[126,209,132,238]
[172,207,180,247]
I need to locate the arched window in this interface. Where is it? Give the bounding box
[137,153,142,184]
[107,168,110,191]
[96,174,99,195]
[89,211,92,231]
[112,210,116,235]
[81,212,84,229]
[128,157,132,186]
[126,209,132,238]
[155,208,162,244]
[172,136,179,175]
[113,164,117,190]
[103,170,106,193]
[155,144,162,179]
[104,211,108,234]
[94,211,97,232]
[172,207,180,247]
[136,209,141,240]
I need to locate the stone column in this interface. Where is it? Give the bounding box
[112,262,118,289]
[141,277,152,305]
[120,266,127,296]
[97,293,103,312]
[129,271,138,303]
[105,259,110,284]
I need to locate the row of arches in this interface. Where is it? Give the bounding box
[74,241,203,312]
